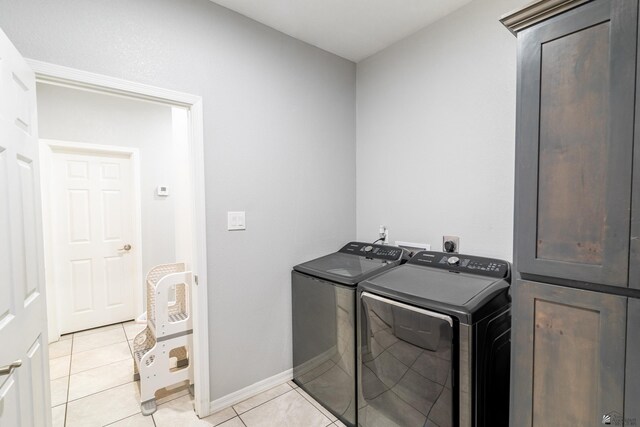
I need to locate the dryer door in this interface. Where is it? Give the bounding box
[359,292,454,427]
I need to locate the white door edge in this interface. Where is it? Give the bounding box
[0,29,52,427]
[27,59,211,417]
[40,139,143,337]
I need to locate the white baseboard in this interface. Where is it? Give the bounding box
[209,368,293,413]
[295,346,337,379]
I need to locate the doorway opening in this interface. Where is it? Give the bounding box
[30,60,210,422]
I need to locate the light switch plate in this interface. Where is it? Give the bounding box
[227,211,246,231]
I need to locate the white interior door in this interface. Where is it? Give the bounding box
[0,29,51,427]
[51,149,137,334]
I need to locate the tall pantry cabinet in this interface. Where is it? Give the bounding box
[501,0,640,426]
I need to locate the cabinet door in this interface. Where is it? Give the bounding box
[625,298,640,425]
[510,281,626,427]
[515,0,637,287]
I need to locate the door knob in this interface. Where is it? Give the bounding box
[118,244,132,251]
[0,360,22,376]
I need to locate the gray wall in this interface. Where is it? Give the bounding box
[0,0,356,400]
[37,83,177,278]
[356,0,527,260]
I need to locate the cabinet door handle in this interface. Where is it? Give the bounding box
[0,360,21,376]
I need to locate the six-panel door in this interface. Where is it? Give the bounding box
[50,149,137,334]
[0,27,51,427]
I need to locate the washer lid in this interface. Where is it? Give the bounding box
[359,264,510,322]
[293,242,407,286]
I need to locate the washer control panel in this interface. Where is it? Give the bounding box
[409,251,510,278]
[339,242,407,261]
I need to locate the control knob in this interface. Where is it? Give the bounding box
[447,256,460,266]
[363,246,373,252]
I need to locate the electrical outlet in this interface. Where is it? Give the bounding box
[442,235,459,253]
[379,225,389,244]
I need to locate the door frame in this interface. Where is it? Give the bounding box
[40,139,144,336]
[28,59,211,416]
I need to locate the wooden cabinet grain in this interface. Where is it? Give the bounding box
[501,0,640,425]
[625,298,640,424]
[511,281,626,426]
[513,0,637,288]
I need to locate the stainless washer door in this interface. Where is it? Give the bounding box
[359,292,454,427]
[292,271,356,426]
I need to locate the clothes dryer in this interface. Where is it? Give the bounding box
[358,251,511,427]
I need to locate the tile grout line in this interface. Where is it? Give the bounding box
[63,333,74,427]
[293,387,334,423]
[64,323,153,426]
[233,384,295,417]
[71,320,131,338]
[70,354,134,375]
[231,384,332,426]
[65,320,140,357]
[65,325,129,409]
[206,407,238,427]
[68,329,132,357]
[230,409,248,427]
[71,338,130,356]
[66,372,136,404]
[68,354,133,377]
[66,380,190,415]
[54,321,182,426]
[102,410,146,426]
[67,328,134,375]
[66,374,188,406]
[49,323,126,426]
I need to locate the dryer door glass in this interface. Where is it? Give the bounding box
[359,292,454,427]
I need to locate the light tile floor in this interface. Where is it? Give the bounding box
[49,322,346,427]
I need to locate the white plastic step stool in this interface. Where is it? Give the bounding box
[132,263,194,415]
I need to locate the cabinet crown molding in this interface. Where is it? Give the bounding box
[500,0,592,35]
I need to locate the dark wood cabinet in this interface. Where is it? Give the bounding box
[502,0,640,425]
[511,281,626,426]
[513,0,637,288]
[626,298,640,424]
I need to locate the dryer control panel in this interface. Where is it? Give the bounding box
[339,242,407,261]
[409,251,510,278]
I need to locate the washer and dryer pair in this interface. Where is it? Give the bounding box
[292,242,511,427]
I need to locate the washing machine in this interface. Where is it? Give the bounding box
[292,242,410,427]
[357,251,511,427]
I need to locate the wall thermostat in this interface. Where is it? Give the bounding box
[157,186,169,196]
